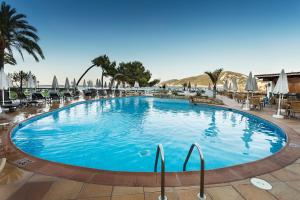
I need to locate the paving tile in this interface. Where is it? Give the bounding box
[112,186,144,196]
[143,187,173,193]
[42,179,83,200]
[111,193,144,200]
[78,183,112,198]
[6,181,53,200]
[145,191,176,200]
[285,164,300,175]
[271,168,300,181]
[76,198,110,200]
[28,174,60,182]
[269,182,300,200]
[295,158,300,164]
[286,180,300,192]
[206,186,244,200]
[176,188,212,200]
[234,184,276,200]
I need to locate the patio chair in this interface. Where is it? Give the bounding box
[250,97,263,110]
[289,101,300,118]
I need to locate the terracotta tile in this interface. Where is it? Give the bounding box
[7,181,53,200]
[271,168,300,181]
[113,186,144,196]
[234,184,276,200]
[111,194,144,200]
[145,191,176,200]
[78,183,112,198]
[206,186,244,200]
[42,179,83,200]
[269,182,300,200]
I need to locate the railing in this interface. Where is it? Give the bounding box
[154,144,167,200]
[183,143,205,200]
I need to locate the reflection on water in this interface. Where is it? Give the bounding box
[11,97,287,172]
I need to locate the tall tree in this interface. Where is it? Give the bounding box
[117,61,159,87]
[11,70,35,91]
[0,2,44,70]
[205,68,223,98]
[76,55,111,87]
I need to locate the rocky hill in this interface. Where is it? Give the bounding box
[160,71,265,92]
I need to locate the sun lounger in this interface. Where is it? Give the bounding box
[49,92,61,102]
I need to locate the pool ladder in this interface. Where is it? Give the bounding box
[154,143,206,200]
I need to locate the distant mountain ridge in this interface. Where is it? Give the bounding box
[160,71,264,92]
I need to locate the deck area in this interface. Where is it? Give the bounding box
[1,96,300,200]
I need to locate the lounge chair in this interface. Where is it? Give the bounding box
[49,91,61,102]
[63,91,72,100]
[98,89,107,97]
[72,90,80,99]
[0,90,20,111]
[32,92,46,101]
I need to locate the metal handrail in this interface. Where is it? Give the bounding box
[183,143,205,200]
[154,144,167,200]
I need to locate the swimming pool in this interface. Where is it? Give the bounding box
[11,97,287,172]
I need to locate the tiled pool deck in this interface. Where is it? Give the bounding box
[1,96,300,200]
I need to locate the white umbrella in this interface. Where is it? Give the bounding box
[272,69,289,118]
[104,81,107,88]
[98,79,102,88]
[208,82,211,90]
[232,78,238,92]
[88,80,93,88]
[0,68,8,105]
[72,78,76,89]
[6,73,13,96]
[27,71,35,89]
[65,77,70,91]
[243,72,253,110]
[228,82,232,91]
[82,79,87,89]
[252,77,258,92]
[134,81,139,88]
[52,75,59,91]
[223,80,228,91]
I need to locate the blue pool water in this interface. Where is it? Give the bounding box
[11,97,286,172]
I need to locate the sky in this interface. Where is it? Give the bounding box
[3,0,300,84]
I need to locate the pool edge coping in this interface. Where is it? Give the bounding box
[3,97,300,186]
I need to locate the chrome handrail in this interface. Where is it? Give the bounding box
[183,143,205,200]
[154,144,167,200]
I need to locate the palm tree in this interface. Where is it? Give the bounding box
[0,2,44,70]
[76,55,110,86]
[205,68,223,98]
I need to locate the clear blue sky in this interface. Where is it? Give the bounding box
[4,0,300,84]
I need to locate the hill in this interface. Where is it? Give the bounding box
[160,71,264,92]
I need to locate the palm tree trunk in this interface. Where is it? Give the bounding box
[101,70,104,88]
[0,48,4,70]
[76,64,95,86]
[213,85,217,98]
